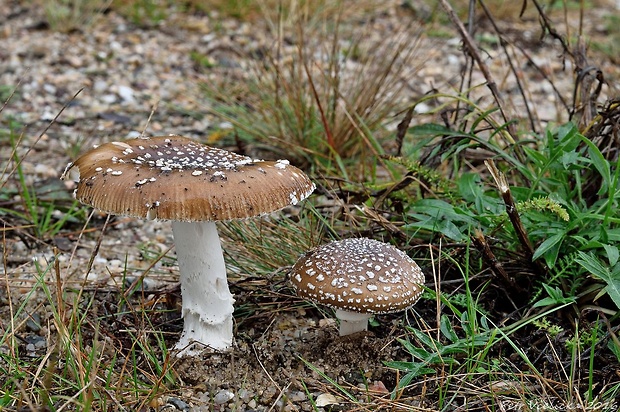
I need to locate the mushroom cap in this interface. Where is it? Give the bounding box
[65,135,315,221]
[290,238,424,314]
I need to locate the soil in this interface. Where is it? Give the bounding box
[1,0,620,410]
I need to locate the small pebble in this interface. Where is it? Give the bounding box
[213,389,234,404]
[26,313,42,333]
[167,397,189,411]
[117,85,136,104]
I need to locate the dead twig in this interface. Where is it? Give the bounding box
[471,229,522,291]
[438,0,520,152]
[485,160,546,277]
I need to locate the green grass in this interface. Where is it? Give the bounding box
[0,247,177,409]
[0,129,85,240]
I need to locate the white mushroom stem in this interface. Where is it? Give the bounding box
[171,221,234,355]
[335,309,372,336]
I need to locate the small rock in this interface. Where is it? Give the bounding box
[43,83,56,94]
[26,313,42,333]
[238,388,251,401]
[126,131,143,138]
[101,94,117,104]
[289,391,306,402]
[117,85,136,104]
[213,389,234,404]
[166,397,189,411]
[315,393,340,407]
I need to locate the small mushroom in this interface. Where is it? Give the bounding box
[63,135,315,355]
[290,237,424,336]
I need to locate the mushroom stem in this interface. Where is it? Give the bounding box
[335,309,372,336]
[171,221,234,355]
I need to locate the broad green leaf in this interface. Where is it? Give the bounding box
[603,244,619,266]
[403,327,436,351]
[608,340,620,363]
[533,283,574,307]
[576,251,620,309]
[440,315,458,343]
[457,173,482,203]
[579,134,612,195]
[532,232,565,267]
[408,123,453,137]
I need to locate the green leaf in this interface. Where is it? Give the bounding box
[560,150,581,169]
[406,327,437,350]
[408,123,453,137]
[440,315,458,343]
[457,173,482,203]
[576,251,620,309]
[532,283,574,308]
[603,244,619,267]
[579,134,612,195]
[608,340,620,363]
[532,232,565,267]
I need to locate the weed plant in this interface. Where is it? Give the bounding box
[358,0,620,407]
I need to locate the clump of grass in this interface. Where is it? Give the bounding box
[0,92,86,240]
[202,1,425,171]
[42,0,111,32]
[110,0,168,27]
[0,251,176,410]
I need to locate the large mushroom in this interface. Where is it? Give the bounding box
[62,135,315,355]
[290,237,424,336]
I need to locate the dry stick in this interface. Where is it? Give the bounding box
[140,98,160,138]
[530,0,573,59]
[485,160,533,257]
[471,229,521,291]
[453,0,477,128]
[478,0,538,134]
[485,160,546,276]
[395,105,414,156]
[5,88,84,188]
[513,44,570,112]
[437,0,520,149]
[303,57,336,150]
[297,16,336,151]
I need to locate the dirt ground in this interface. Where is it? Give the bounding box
[2,0,620,410]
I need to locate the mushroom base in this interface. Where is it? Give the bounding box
[172,221,235,356]
[335,309,372,336]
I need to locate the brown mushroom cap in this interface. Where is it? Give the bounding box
[66,135,315,221]
[290,238,425,314]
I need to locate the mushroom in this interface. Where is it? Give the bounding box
[62,135,315,355]
[290,237,424,336]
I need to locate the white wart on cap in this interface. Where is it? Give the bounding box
[290,237,424,335]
